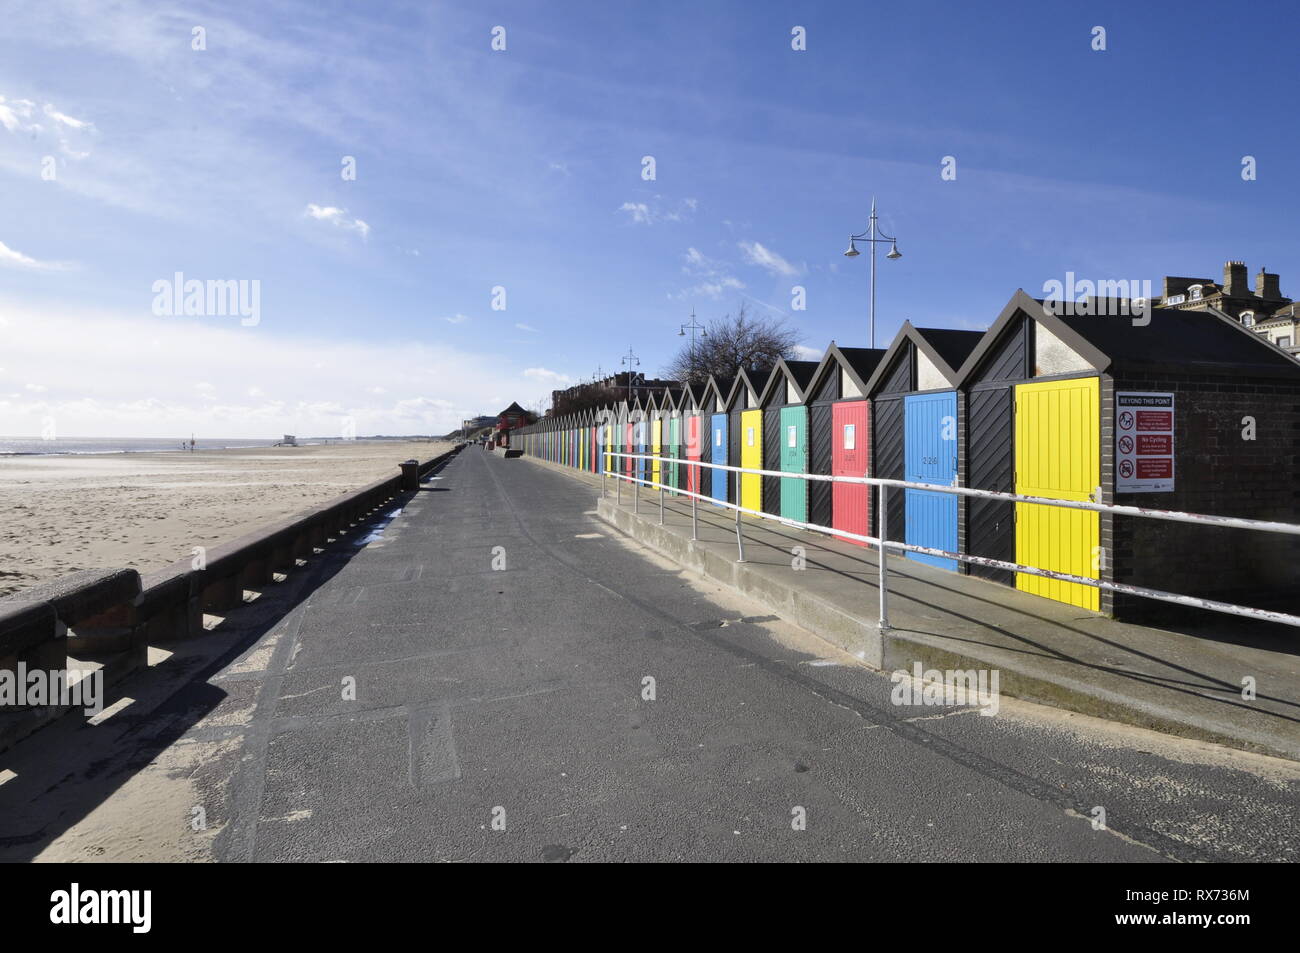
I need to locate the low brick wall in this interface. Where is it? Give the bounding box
[0,443,464,752]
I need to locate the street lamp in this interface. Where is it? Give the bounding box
[843,197,902,348]
[678,308,708,348]
[620,346,641,402]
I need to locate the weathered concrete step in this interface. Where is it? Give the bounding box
[584,471,1300,764]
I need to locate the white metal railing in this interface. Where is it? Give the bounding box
[599,450,1300,631]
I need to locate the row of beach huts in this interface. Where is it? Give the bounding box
[515,291,1300,620]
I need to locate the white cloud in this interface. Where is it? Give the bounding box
[43,103,89,130]
[677,246,745,300]
[739,240,803,277]
[618,196,697,226]
[618,202,652,225]
[523,367,571,386]
[443,314,469,324]
[0,298,559,438]
[0,239,70,271]
[793,344,822,362]
[0,96,36,133]
[514,322,539,332]
[0,95,94,159]
[305,203,371,240]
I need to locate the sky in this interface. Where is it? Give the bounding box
[2,0,1298,438]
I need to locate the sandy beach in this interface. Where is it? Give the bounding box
[0,440,451,598]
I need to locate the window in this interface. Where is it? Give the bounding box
[787,425,797,448]
[1278,336,1292,348]
[1241,311,1255,327]
[843,424,856,450]
[747,427,754,446]
[714,429,722,447]
[1189,284,1203,301]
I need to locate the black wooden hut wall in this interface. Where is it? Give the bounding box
[962,315,1032,585]
[807,365,838,529]
[759,375,779,515]
[870,339,914,542]
[727,379,744,507]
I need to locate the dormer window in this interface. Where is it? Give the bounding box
[1189,284,1203,301]
[1241,311,1255,327]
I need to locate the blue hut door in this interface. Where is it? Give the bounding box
[904,392,958,571]
[710,413,728,504]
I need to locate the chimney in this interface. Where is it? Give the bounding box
[1255,267,1282,299]
[1224,261,1249,297]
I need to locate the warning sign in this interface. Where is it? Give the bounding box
[1116,392,1174,492]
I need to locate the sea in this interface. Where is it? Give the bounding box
[0,437,284,456]
[0,436,435,456]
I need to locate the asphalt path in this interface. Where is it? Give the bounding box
[4,446,1297,862]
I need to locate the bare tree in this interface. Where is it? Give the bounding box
[663,303,799,385]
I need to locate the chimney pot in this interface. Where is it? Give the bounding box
[1256,268,1282,299]
[1224,260,1249,297]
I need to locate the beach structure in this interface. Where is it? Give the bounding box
[802,344,889,545]
[723,367,770,514]
[863,323,983,572]
[514,290,1300,621]
[704,375,733,506]
[756,359,819,523]
[956,290,1300,614]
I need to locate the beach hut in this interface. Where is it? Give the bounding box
[705,375,734,506]
[802,344,889,543]
[662,387,684,495]
[954,290,1300,616]
[627,397,647,486]
[644,393,661,490]
[864,323,984,570]
[756,359,820,523]
[721,368,770,513]
[681,382,709,497]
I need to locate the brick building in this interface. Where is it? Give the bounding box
[1156,260,1299,356]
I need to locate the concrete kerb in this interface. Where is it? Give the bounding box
[526,454,1300,763]
[0,444,466,754]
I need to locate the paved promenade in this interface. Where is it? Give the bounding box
[1,447,1297,862]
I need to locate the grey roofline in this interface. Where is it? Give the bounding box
[723,367,765,411]
[703,374,733,410]
[862,320,986,395]
[953,290,1112,385]
[1204,305,1300,369]
[803,342,882,397]
[756,358,813,406]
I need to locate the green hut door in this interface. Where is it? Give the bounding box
[667,416,681,494]
[779,405,808,522]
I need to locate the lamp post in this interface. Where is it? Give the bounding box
[678,308,708,348]
[620,347,640,402]
[843,197,902,348]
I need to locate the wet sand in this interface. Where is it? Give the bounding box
[0,440,450,598]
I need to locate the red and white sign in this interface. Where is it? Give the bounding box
[1116,392,1174,492]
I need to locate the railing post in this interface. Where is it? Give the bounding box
[634,462,639,514]
[877,482,889,632]
[691,486,698,540]
[734,502,746,562]
[616,462,622,505]
[658,483,665,525]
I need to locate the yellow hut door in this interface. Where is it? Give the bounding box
[652,419,662,488]
[1013,377,1100,611]
[740,409,763,512]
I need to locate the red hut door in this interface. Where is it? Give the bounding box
[832,400,870,546]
